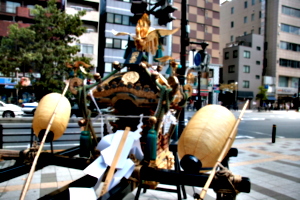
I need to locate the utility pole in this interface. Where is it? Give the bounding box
[176,0,188,139]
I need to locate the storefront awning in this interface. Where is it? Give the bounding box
[267,96,276,100]
[237,91,254,98]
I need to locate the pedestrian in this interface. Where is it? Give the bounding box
[285,103,290,112]
[263,102,267,111]
[268,103,271,111]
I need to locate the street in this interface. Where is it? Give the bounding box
[185,109,300,139]
[1,109,300,151]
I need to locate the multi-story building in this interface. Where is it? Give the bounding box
[172,0,221,105]
[220,0,300,109]
[65,0,99,72]
[0,0,64,103]
[221,33,264,108]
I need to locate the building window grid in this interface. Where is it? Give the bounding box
[107,13,133,26]
[280,41,300,52]
[243,65,250,73]
[279,58,300,68]
[279,76,288,87]
[233,50,238,58]
[281,24,300,35]
[251,13,255,21]
[243,80,250,88]
[6,1,20,13]
[228,65,235,73]
[105,38,127,50]
[282,6,300,18]
[225,52,229,59]
[77,43,94,54]
[70,6,93,12]
[243,51,251,58]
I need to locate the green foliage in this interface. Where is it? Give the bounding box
[0,0,88,100]
[256,86,268,105]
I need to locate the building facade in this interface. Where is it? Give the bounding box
[221,33,264,109]
[221,0,300,109]
[172,0,221,106]
[0,0,64,103]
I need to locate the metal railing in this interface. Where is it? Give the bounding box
[0,123,102,149]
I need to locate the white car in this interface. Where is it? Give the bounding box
[0,101,24,118]
[21,102,38,114]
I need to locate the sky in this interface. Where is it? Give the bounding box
[220,0,231,4]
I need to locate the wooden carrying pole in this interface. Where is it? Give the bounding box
[99,127,131,197]
[19,81,70,200]
[198,100,249,200]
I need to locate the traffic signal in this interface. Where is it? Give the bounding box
[130,0,148,24]
[154,4,177,26]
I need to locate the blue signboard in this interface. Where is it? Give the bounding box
[194,53,201,66]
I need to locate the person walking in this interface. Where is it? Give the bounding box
[285,103,290,112]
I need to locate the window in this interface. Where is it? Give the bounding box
[282,6,300,18]
[6,1,20,13]
[258,27,261,34]
[256,75,260,79]
[259,11,262,18]
[244,16,248,23]
[279,76,288,87]
[231,7,234,14]
[281,24,300,35]
[256,61,261,65]
[27,5,35,16]
[225,52,229,59]
[86,29,95,33]
[257,46,261,51]
[243,65,250,73]
[251,13,255,21]
[252,0,255,5]
[228,65,235,73]
[244,1,248,8]
[231,21,234,28]
[107,13,133,26]
[115,14,122,24]
[279,58,300,68]
[233,50,238,58]
[70,6,93,12]
[77,44,94,54]
[243,81,250,88]
[230,35,234,42]
[244,31,247,35]
[105,38,127,49]
[291,78,299,88]
[280,41,300,52]
[243,51,250,58]
[105,63,113,73]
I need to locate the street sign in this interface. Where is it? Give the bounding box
[194,52,201,66]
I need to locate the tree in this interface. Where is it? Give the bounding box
[0,0,87,100]
[256,86,268,106]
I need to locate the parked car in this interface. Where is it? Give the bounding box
[0,101,24,118]
[21,102,38,115]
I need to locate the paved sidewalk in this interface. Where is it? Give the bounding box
[1,138,300,200]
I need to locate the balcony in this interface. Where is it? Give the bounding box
[0,20,30,37]
[16,7,30,18]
